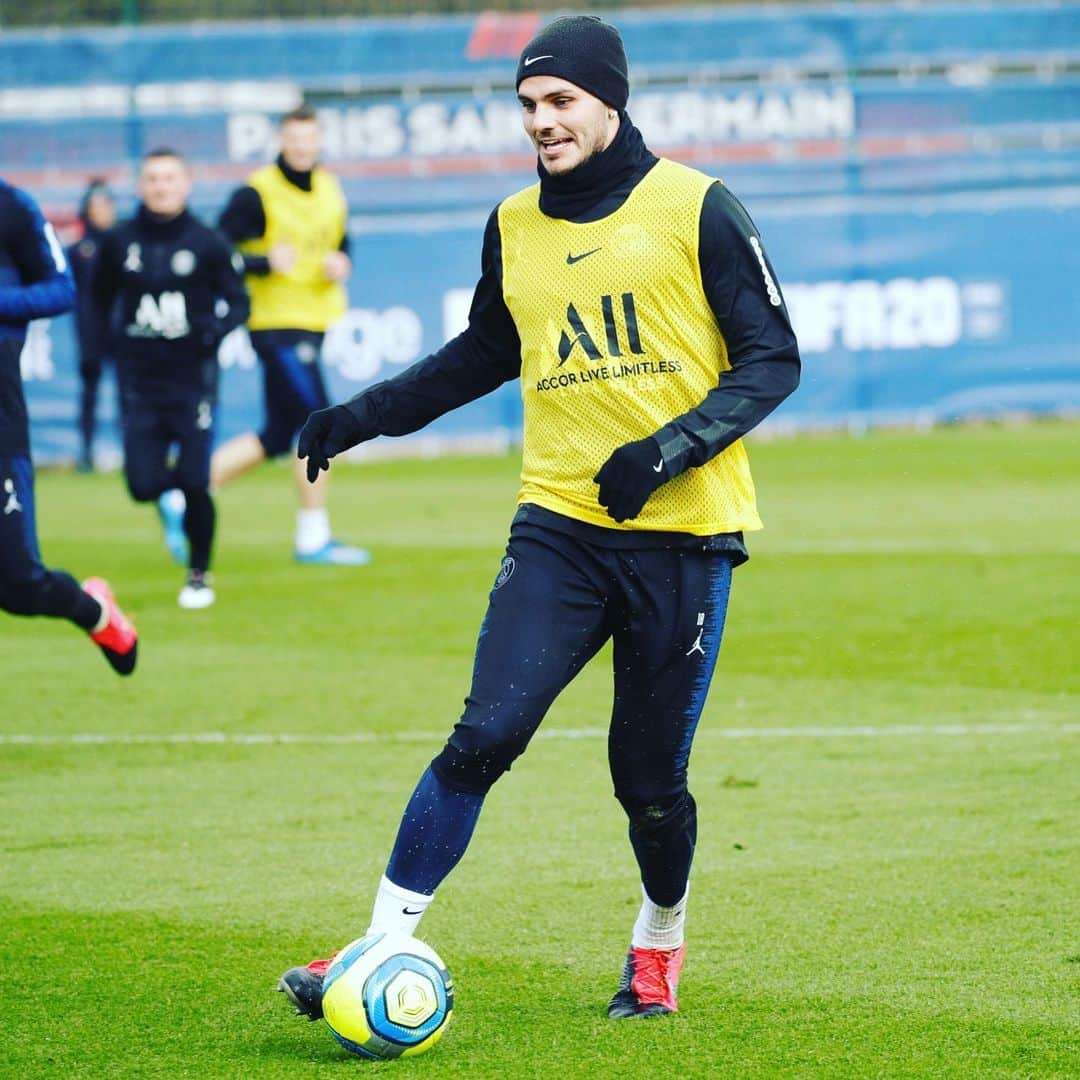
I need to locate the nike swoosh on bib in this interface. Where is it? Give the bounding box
[566,247,602,265]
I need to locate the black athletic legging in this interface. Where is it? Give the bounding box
[419,520,735,904]
[0,454,99,628]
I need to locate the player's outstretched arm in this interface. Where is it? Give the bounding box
[298,205,522,483]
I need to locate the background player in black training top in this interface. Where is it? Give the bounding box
[92,148,249,609]
[66,178,117,473]
[0,177,137,674]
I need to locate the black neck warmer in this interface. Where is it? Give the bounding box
[136,204,191,237]
[276,153,314,192]
[537,114,657,221]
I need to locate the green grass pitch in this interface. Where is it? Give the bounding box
[1,421,1077,1078]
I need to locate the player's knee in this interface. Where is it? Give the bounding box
[430,722,532,796]
[0,576,49,616]
[430,743,516,796]
[0,581,33,615]
[620,789,697,839]
[125,473,161,503]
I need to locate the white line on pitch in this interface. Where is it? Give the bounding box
[0,722,1076,747]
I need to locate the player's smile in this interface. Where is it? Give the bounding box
[537,134,574,162]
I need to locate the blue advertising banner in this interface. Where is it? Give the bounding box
[7,3,1079,463]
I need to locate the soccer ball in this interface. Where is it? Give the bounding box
[321,932,453,1060]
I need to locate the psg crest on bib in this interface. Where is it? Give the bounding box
[321,932,453,1060]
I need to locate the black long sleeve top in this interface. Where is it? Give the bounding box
[339,125,800,549]
[0,179,76,455]
[91,206,250,394]
[354,177,799,460]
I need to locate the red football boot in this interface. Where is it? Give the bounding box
[607,944,686,1018]
[83,577,137,676]
[278,953,338,1021]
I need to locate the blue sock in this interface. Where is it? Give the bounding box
[385,766,485,895]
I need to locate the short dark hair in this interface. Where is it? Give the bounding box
[280,104,318,126]
[142,146,186,165]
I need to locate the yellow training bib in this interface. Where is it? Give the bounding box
[499,158,761,535]
[241,164,348,332]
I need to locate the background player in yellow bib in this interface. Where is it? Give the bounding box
[207,105,369,566]
[283,16,800,1021]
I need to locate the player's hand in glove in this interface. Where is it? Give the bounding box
[593,436,670,523]
[297,400,373,483]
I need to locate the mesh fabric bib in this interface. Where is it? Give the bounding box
[499,158,761,534]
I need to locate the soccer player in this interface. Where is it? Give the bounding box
[210,105,369,566]
[92,148,249,609]
[66,178,117,473]
[0,177,137,674]
[283,16,800,1020]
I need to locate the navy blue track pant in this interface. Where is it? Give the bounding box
[422,521,734,904]
[121,385,218,573]
[434,524,734,803]
[0,454,97,627]
[121,386,216,499]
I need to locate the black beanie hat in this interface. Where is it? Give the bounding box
[515,15,629,111]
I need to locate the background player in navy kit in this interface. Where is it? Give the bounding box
[282,16,799,1022]
[0,177,137,674]
[92,148,249,609]
[210,105,368,566]
[66,179,117,473]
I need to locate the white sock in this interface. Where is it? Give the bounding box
[295,509,331,554]
[631,884,688,950]
[367,874,434,937]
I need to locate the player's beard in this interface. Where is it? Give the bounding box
[536,113,617,176]
[534,113,645,220]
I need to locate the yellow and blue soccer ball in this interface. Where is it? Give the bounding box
[321,932,453,1060]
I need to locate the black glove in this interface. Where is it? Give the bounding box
[593,436,669,523]
[297,401,372,483]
